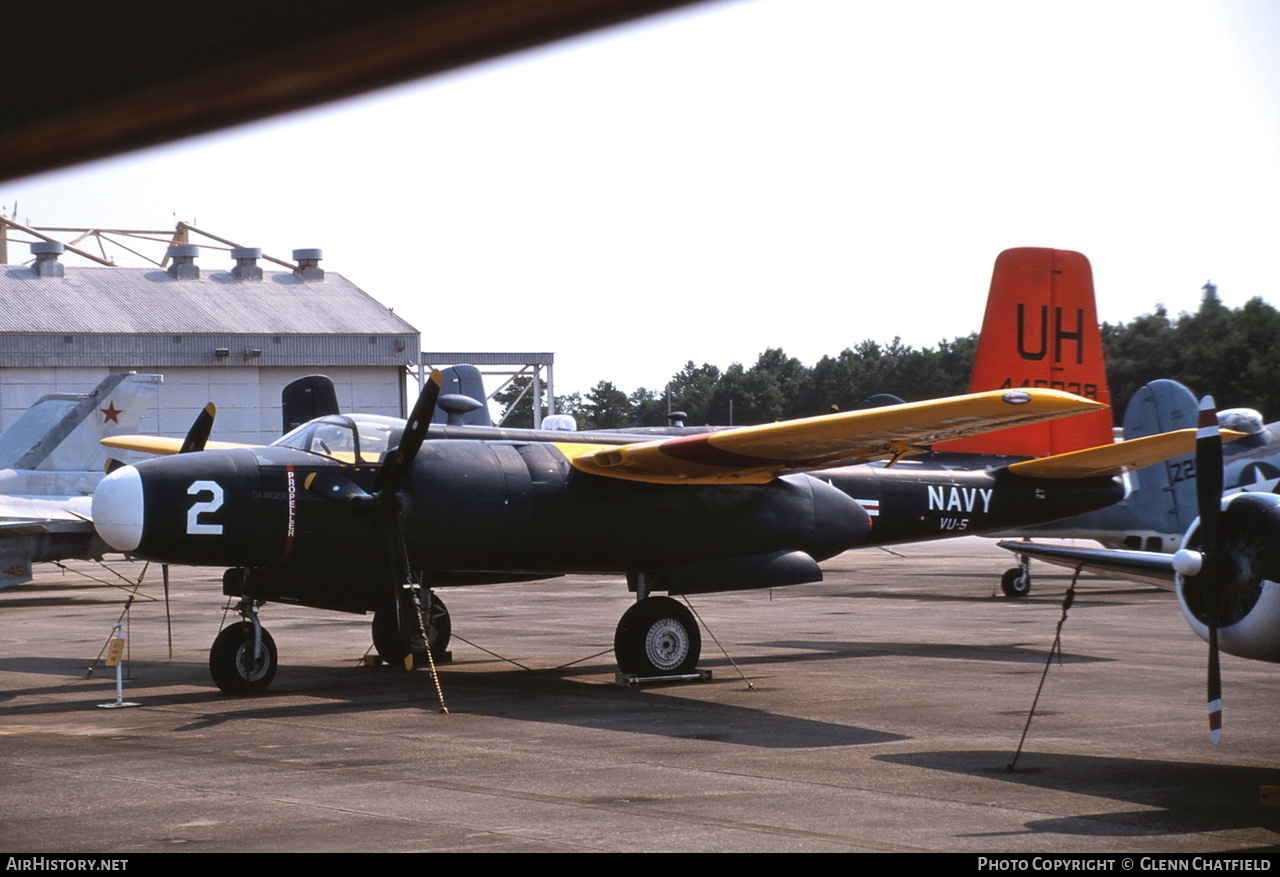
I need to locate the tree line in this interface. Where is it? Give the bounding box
[497,293,1280,429]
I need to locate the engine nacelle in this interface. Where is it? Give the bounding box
[1176,491,1280,663]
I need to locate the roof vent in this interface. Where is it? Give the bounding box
[30,241,64,278]
[230,247,263,281]
[292,248,324,282]
[166,244,200,280]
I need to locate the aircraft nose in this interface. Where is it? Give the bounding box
[93,465,144,552]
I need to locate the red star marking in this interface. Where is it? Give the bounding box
[100,402,122,424]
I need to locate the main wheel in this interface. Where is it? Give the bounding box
[209,621,278,694]
[372,593,451,665]
[614,596,701,676]
[1001,567,1031,598]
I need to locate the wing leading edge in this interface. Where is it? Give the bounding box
[1006,427,1246,479]
[101,436,254,455]
[560,389,1106,485]
[997,541,1177,590]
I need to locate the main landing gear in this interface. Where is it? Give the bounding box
[206,584,701,690]
[614,595,702,677]
[209,599,278,694]
[371,592,452,666]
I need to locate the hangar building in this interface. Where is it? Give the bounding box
[0,242,420,445]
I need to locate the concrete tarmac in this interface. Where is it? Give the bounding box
[2,537,1277,853]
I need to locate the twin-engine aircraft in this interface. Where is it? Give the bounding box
[91,367,1216,694]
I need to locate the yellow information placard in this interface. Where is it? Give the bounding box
[105,638,126,667]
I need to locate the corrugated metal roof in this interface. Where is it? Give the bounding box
[0,265,419,336]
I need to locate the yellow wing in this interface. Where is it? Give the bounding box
[559,389,1106,485]
[1005,427,1246,479]
[101,436,256,455]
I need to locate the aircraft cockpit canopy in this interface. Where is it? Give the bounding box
[1218,408,1266,436]
[542,413,578,431]
[272,414,405,464]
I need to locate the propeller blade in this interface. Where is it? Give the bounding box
[1208,626,1222,744]
[1195,395,1224,743]
[374,370,443,495]
[1195,396,1223,545]
[163,563,173,660]
[179,403,216,454]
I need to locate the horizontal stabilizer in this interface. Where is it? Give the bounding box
[0,518,96,536]
[997,540,1175,590]
[0,516,99,588]
[562,388,1105,485]
[1005,427,1245,479]
[0,559,33,588]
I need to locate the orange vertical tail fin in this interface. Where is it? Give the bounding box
[938,248,1112,457]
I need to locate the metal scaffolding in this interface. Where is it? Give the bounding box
[420,352,555,428]
[0,217,301,270]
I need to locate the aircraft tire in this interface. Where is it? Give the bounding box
[1001,567,1031,598]
[371,594,451,665]
[209,621,278,694]
[614,596,701,676]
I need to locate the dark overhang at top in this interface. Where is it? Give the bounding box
[0,0,710,183]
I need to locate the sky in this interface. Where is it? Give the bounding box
[5,0,1280,397]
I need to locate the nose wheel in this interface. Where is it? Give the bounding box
[209,618,278,694]
[614,596,701,676]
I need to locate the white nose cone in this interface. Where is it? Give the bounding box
[93,465,144,551]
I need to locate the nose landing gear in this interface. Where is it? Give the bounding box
[209,599,278,694]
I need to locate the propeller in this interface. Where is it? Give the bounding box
[304,371,444,666]
[1173,396,1224,743]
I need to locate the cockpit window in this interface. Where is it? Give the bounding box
[355,417,401,462]
[271,414,405,464]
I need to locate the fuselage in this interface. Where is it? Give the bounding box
[92,422,1124,613]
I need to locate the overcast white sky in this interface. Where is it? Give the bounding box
[5,0,1280,395]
